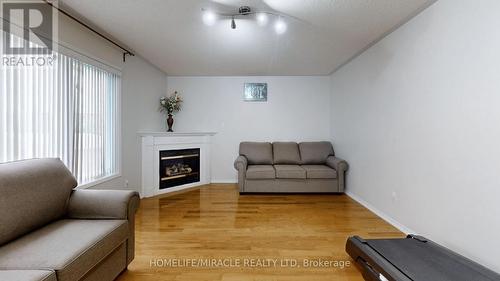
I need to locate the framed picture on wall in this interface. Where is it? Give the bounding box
[244,83,267,102]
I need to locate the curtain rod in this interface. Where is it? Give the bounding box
[44,1,135,62]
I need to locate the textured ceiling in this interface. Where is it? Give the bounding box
[60,0,436,76]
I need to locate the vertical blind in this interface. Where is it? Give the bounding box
[0,32,120,185]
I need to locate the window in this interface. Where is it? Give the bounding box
[0,32,120,185]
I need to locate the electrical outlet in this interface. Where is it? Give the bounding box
[391,191,398,202]
[125,180,129,188]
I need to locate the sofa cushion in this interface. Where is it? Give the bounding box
[0,158,78,246]
[0,270,56,281]
[299,142,334,164]
[272,142,301,164]
[0,219,128,281]
[240,142,273,165]
[302,165,337,179]
[274,165,306,179]
[246,165,275,179]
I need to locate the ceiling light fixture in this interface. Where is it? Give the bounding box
[202,10,216,26]
[256,13,268,26]
[274,18,287,35]
[202,6,289,34]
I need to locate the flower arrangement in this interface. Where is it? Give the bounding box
[160,91,183,115]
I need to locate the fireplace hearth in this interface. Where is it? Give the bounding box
[159,148,200,189]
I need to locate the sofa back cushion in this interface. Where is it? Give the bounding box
[273,142,301,164]
[0,158,77,246]
[239,142,273,165]
[299,142,334,164]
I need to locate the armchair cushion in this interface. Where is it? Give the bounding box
[0,219,127,281]
[239,142,273,165]
[273,142,301,164]
[67,189,139,220]
[0,270,56,281]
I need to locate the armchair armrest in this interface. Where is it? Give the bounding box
[326,156,348,172]
[67,189,140,220]
[234,155,248,171]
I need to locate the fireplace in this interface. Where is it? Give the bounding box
[159,148,200,189]
[140,132,215,198]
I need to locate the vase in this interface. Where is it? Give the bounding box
[167,114,174,132]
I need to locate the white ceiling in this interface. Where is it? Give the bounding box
[60,0,435,76]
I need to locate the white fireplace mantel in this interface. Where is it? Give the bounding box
[138,131,217,137]
[139,131,216,198]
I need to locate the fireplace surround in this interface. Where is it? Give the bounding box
[139,132,216,198]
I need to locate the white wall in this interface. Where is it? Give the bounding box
[56,11,124,69]
[167,76,331,182]
[93,56,167,190]
[330,0,500,273]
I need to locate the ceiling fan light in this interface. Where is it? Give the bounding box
[274,18,287,34]
[202,10,216,26]
[256,13,268,26]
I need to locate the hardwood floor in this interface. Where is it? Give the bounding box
[118,184,402,281]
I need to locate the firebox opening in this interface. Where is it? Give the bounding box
[159,148,200,189]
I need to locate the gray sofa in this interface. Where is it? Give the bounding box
[234,141,348,193]
[0,158,140,281]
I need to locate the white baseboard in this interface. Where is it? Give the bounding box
[211,179,237,184]
[345,191,416,235]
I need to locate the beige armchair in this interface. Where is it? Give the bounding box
[0,158,139,281]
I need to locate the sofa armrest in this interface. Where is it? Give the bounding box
[234,155,248,192]
[234,155,248,171]
[326,156,348,193]
[67,189,140,220]
[326,156,348,172]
